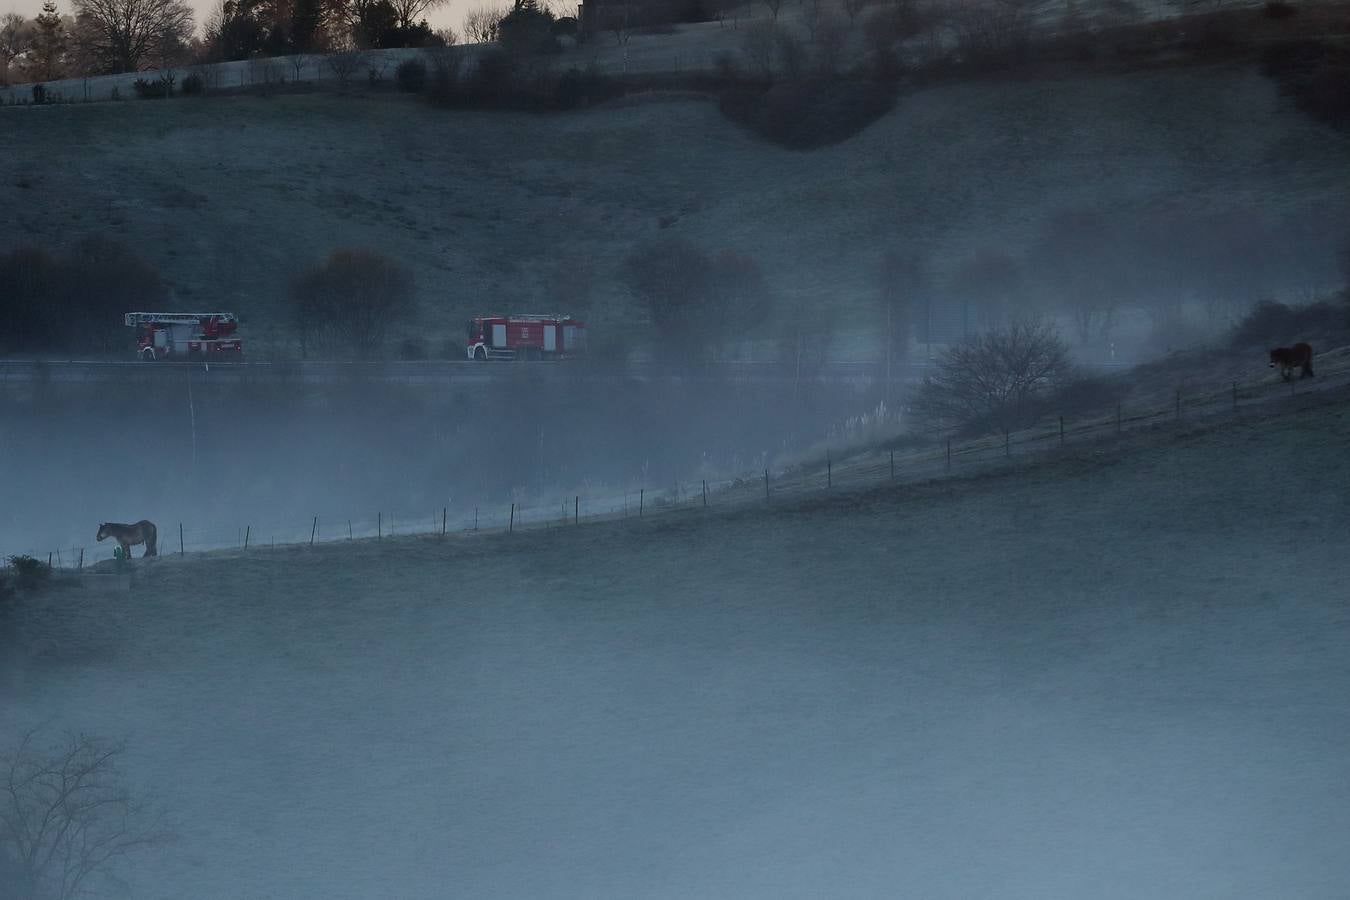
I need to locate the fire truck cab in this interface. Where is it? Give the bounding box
[125,312,243,361]
[466,315,586,361]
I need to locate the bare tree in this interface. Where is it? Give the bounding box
[0,730,166,900]
[325,43,365,83]
[0,13,32,85]
[912,318,1071,437]
[434,24,459,45]
[388,0,448,31]
[763,0,785,20]
[289,249,415,358]
[463,4,506,43]
[601,2,633,46]
[72,0,193,73]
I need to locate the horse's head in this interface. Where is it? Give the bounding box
[1268,349,1284,368]
[96,524,109,541]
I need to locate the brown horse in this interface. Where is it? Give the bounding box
[1269,343,1314,381]
[96,521,158,558]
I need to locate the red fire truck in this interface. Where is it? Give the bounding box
[465,315,587,360]
[125,312,244,361]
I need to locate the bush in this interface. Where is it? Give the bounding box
[1228,299,1347,349]
[289,249,415,358]
[181,72,205,94]
[132,76,173,99]
[912,320,1072,437]
[6,555,50,593]
[719,78,898,150]
[30,83,46,104]
[1261,40,1350,129]
[398,337,428,359]
[396,58,427,92]
[1263,0,1297,19]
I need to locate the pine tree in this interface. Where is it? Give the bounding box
[31,1,66,81]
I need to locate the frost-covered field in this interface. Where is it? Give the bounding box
[4,390,1350,898]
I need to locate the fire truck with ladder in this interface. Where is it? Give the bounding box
[125,312,243,361]
[465,314,586,360]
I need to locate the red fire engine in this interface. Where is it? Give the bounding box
[466,315,587,360]
[125,312,243,361]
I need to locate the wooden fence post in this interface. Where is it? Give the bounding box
[474,507,478,531]
[1004,432,1010,457]
[764,469,770,501]
[244,525,250,550]
[348,520,353,540]
[378,512,382,539]
[575,496,579,524]
[442,507,447,535]
[509,503,515,532]
[78,548,83,569]
[179,523,184,556]
[702,479,707,507]
[827,452,832,488]
[639,489,644,518]
[48,553,52,567]
[310,516,317,545]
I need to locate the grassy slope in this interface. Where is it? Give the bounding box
[3,59,1349,356]
[5,386,1350,898]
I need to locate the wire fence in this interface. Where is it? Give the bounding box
[9,361,1347,573]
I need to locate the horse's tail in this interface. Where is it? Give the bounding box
[144,521,158,557]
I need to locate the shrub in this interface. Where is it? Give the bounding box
[181,72,205,94]
[30,83,46,104]
[288,249,415,358]
[132,76,173,99]
[396,58,427,92]
[912,319,1073,437]
[1263,0,1297,19]
[552,15,579,35]
[6,555,49,593]
[719,78,899,150]
[1228,299,1347,349]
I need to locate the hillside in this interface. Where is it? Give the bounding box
[3,56,1349,359]
[4,381,1350,898]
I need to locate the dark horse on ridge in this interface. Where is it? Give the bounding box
[1269,342,1315,381]
[97,521,158,558]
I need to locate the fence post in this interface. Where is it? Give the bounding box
[509,503,515,532]
[639,489,644,518]
[474,507,478,531]
[889,450,895,481]
[575,496,579,524]
[1059,416,1065,446]
[702,479,707,507]
[946,439,952,472]
[244,525,250,550]
[442,507,447,536]
[310,516,317,546]
[348,520,353,541]
[827,452,832,488]
[179,523,184,556]
[764,469,770,501]
[1232,382,1238,412]
[78,548,83,569]
[56,549,62,568]
[378,512,382,540]
[48,552,52,567]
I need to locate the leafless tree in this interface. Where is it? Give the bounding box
[948,0,1033,64]
[0,13,32,85]
[763,0,786,20]
[463,4,506,43]
[842,0,871,24]
[740,20,777,78]
[325,44,365,84]
[72,0,194,73]
[289,249,415,358]
[434,25,459,45]
[602,2,634,46]
[387,0,449,30]
[0,730,166,900]
[912,318,1072,437]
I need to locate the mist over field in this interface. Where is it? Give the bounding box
[4,394,1350,898]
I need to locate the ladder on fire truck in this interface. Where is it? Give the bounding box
[124,312,239,327]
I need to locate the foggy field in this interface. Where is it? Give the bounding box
[4,389,1349,898]
[3,60,1348,355]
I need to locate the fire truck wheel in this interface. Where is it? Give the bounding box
[474,346,487,361]
[140,348,156,362]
